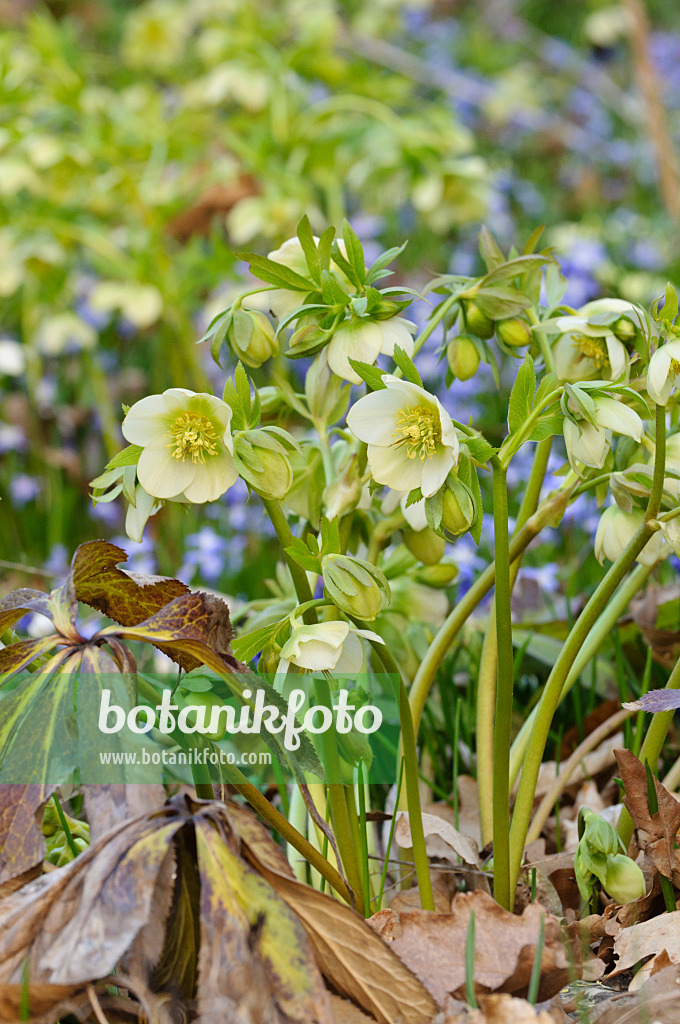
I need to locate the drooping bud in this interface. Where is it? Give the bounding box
[413,561,458,587]
[603,854,646,904]
[464,300,495,339]
[440,481,475,537]
[321,554,390,621]
[403,526,446,565]
[233,431,293,501]
[323,450,362,519]
[497,317,532,348]
[447,335,480,380]
[227,308,278,368]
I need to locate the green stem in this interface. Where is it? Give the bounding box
[527,307,555,373]
[261,497,317,622]
[477,437,553,845]
[409,482,575,735]
[618,657,680,847]
[508,404,667,903]
[314,676,365,908]
[412,293,460,358]
[491,460,514,908]
[366,637,434,911]
[508,563,653,786]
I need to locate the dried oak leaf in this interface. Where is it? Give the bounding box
[615,748,680,883]
[372,890,571,1006]
[611,910,680,976]
[167,177,259,241]
[395,810,480,867]
[0,784,55,892]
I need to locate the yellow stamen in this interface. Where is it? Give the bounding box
[169,411,218,464]
[393,405,441,461]
[572,334,610,370]
[670,358,680,378]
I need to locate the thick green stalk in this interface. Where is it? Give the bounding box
[366,637,434,911]
[477,437,553,844]
[508,563,653,787]
[491,460,514,909]
[314,677,365,908]
[618,656,680,847]
[509,404,667,902]
[261,497,317,621]
[409,483,574,735]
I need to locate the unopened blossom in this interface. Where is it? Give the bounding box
[563,396,643,471]
[347,376,459,497]
[646,339,680,406]
[594,506,665,567]
[328,317,417,384]
[278,619,383,673]
[122,388,238,502]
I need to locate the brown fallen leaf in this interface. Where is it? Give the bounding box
[390,872,456,914]
[0,784,55,888]
[377,890,571,1006]
[592,962,680,1023]
[611,909,680,975]
[477,993,559,1023]
[83,784,166,842]
[615,748,680,883]
[0,984,87,1024]
[395,810,480,866]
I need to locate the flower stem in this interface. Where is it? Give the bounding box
[491,459,514,909]
[365,636,434,911]
[261,497,317,621]
[409,482,574,736]
[508,404,667,903]
[412,293,460,358]
[314,676,365,908]
[477,437,553,846]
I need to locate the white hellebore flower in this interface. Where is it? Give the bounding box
[646,339,680,406]
[279,620,383,674]
[122,388,238,502]
[563,396,643,472]
[328,317,417,385]
[347,376,459,497]
[594,506,665,567]
[551,299,640,383]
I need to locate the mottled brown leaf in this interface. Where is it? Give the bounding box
[99,589,244,673]
[258,863,436,1024]
[0,784,55,885]
[71,540,189,628]
[196,819,331,1023]
[0,636,61,677]
[83,784,166,842]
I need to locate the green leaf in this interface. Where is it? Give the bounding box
[392,345,423,387]
[480,255,549,287]
[236,252,314,292]
[458,456,482,545]
[347,359,387,391]
[231,620,288,663]
[284,538,322,574]
[365,242,408,286]
[296,215,321,285]
[527,408,563,443]
[478,226,505,271]
[522,225,545,255]
[473,287,532,319]
[320,269,350,307]
[660,282,678,324]
[508,354,536,435]
[106,445,143,470]
[317,225,335,272]
[341,220,366,285]
[462,435,497,465]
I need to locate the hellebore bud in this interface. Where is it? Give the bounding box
[413,561,458,587]
[403,526,446,565]
[497,317,532,348]
[447,335,480,380]
[612,317,636,343]
[440,482,475,537]
[464,300,495,339]
[227,308,278,368]
[603,854,646,904]
[233,430,293,501]
[321,554,390,621]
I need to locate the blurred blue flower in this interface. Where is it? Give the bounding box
[9,474,40,506]
[112,535,156,574]
[179,526,230,584]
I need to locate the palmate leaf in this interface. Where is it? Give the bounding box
[71,540,189,629]
[507,353,536,435]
